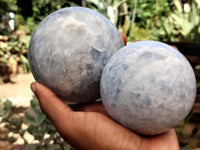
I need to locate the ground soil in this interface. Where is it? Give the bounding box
[0,73,35,150]
[0,73,35,107]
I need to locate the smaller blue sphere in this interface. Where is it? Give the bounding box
[100,41,196,135]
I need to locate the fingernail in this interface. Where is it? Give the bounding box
[31,83,36,94]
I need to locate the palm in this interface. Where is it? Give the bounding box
[74,102,179,150]
[32,82,179,150]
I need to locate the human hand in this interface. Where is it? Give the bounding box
[30,82,179,150]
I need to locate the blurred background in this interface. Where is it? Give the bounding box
[0,0,200,149]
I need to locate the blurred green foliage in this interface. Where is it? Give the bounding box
[158,0,200,42]
[1,0,200,41]
[0,97,70,150]
[0,0,81,73]
[0,34,30,73]
[83,0,200,42]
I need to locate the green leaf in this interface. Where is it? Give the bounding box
[3,100,12,109]
[30,99,39,108]
[2,56,8,65]
[47,144,60,150]
[0,107,4,116]
[37,113,46,124]
[23,115,38,125]
[25,108,37,119]
[0,50,4,56]
[47,123,56,132]
[24,144,38,150]
[1,109,11,121]
[8,41,19,47]
[30,98,43,113]
[19,35,31,45]
[40,122,47,133]
[19,54,30,73]
[27,126,45,141]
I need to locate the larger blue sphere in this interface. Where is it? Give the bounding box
[28,7,124,104]
[100,41,196,135]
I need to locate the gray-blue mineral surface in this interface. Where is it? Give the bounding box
[29,7,124,104]
[101,41,196,135]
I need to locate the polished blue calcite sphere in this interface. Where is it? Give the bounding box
[100,41,196,135]
[28,7,124,104]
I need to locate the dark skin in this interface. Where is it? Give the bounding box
[30,34,179,150]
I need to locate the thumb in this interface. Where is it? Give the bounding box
[30,82,72,123]
[30,82,103,149]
